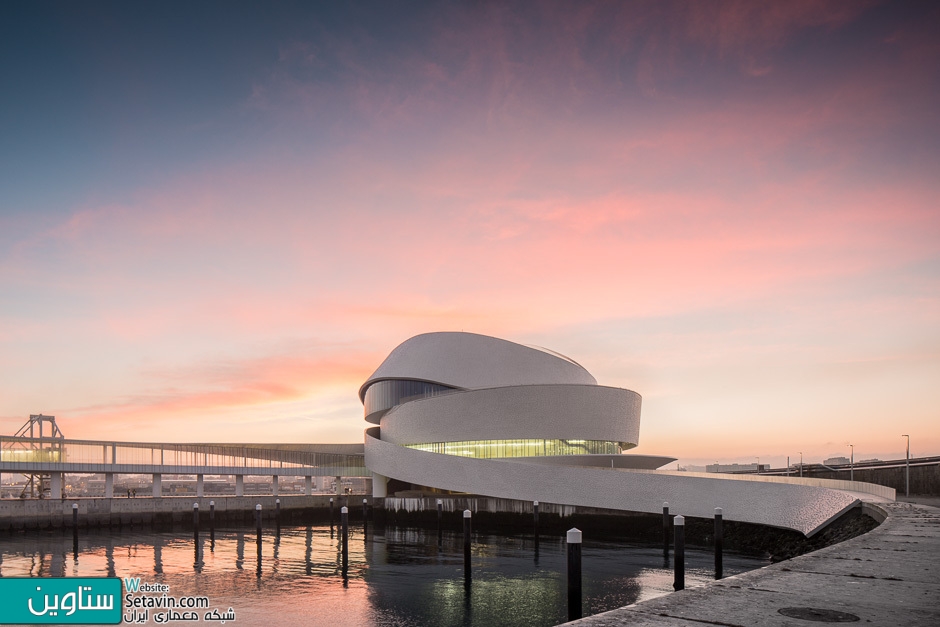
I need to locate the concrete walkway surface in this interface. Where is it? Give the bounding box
[566,500,940,626]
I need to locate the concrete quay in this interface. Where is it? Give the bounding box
[0,494,355,529]
[567,500,940,626]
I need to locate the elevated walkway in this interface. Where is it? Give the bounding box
[1,435,368,499]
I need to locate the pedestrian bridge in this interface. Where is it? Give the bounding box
[0,435,369,499]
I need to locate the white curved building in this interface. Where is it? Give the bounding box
[362,332,877,536]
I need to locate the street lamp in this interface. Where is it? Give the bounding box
[849,444,854,481]
[798,451,803,478]
[902,435,910,497]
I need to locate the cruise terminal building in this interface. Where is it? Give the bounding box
[360,332,891,537]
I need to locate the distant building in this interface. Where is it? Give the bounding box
[824,456,851,465]
[706,463,767,473]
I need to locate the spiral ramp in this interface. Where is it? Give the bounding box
[362,332,865,536]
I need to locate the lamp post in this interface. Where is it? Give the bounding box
[849,444,854,481]
[798,451,803,478]
[902,435,910,497]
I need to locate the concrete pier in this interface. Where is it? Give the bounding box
[0,494,341,529]
[565,500,940,626]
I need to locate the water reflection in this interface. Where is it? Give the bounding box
[105,537,115,577]
[154,536,163,574]
[0,524,766,626]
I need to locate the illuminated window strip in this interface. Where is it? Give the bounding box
[403,439,622,459]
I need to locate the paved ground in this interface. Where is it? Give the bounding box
[897,495,940,508]
[566,500,940,626]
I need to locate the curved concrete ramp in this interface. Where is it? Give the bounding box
[366,432,860,536]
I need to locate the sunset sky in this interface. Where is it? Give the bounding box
[1,1,938,468]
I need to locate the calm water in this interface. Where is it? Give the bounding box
[0,524,768,626]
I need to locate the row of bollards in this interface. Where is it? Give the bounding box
[563,504,725,618]
[191,501,219,562]
[74,495,721,620]
[417,498,724,620]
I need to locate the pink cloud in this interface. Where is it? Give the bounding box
[3,1,937,454]
[55,347,378,441]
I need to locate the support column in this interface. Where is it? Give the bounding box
[272,475,279,497]
[372,473,387,498]
[196,474,204,497]
[235,475,244,497]
[152,474,162,498]
[304,476,312,496]
[50,472,63,500]
[335,476,342,495]
[105,473,114,499]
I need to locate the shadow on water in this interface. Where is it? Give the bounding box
[0,523,768,626]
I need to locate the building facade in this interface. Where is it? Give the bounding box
[360,332,889,537]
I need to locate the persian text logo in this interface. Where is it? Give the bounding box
[0,578,122,625]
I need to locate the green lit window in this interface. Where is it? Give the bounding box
[404,439,623,458]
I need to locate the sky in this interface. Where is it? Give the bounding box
[1,1,938,468]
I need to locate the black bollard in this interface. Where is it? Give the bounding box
[436,499,443,547]
[193,502,200,563]
[255,505,263,578]
[463,509,472,581]
[72,503,79,559]
[209,500,216,550]
[362,498,368,521]
[275,498,281,533]
[341,506,349,571]
[714,507,723,580]
[533,500,539,533]
[256,534,262,578]
[567,528,582,621]
[673,515,685,591]
[330,497,334,528]
[193,507,202,567]
[662,501,670,556]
